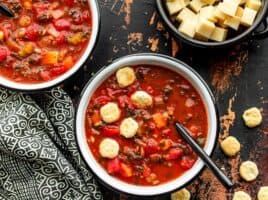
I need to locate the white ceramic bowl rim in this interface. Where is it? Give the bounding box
[76,53,219,196]
[0,0,100,91]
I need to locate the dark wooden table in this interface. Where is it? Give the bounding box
[64,1,268,199]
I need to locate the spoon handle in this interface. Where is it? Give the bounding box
[0,4,14,17]
[175,122,233,188]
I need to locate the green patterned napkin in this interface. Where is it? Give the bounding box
[0,87,102,200]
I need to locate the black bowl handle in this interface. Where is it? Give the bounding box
[252,14,268,39]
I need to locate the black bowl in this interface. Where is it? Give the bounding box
[156,0,268,48]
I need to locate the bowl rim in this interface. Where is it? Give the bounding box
[75,53,220,196]
[0,0,101,92]
[156,0,268,48]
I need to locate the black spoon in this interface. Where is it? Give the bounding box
[0,3,14,17]
[175,122,233,188]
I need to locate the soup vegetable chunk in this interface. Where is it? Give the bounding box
[85,65,208,186]
[0,0,92,83]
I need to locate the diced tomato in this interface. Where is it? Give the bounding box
[162,128,172,135]
[39,71,51,81]
[53,19,71,31]
[144,139,159,155]
[146,86,154,94]
[47,25,60,37]
[66,0,75,7]
[0,47,8,62]
[118,95,134,109]
[180,156,195,170]
[73,14,83,25]
[94,96,112,105]
[102,126,120,137]
[1,22,14,39]
[51,10,65,19]
[165,148,183,160]
[159,139,172,151]
[142,164,151,177]
[152,113,168,129]
[127,82,140,95]
[120,163,133,177]
[107,88,127,98]
[107,157,121,174]
[33,2,49,16]
[154,95,164,105]
[148,122,156,130]
[189,125,199,138]
[56,31,68,45]
[25,24,41,41]
[50,65,68,76]
[82,10,91,21]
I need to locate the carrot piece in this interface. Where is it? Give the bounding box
[62,56,74,69]
[152,113,167,129]
[42,51,59,65]
[120,163,133,177]
[91,110,101,126]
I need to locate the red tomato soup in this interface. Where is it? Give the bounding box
[85,65,208,186]
[0,0,92,83]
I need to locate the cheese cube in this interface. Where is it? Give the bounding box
[210,27,228,41]
[166,0,186,15]
[241,7,257,26]
[178,17,198,38]
[194,32,209,41]
[201,0,216,5]
[184,0,191,6]
[214,6,227,21]
[218,1,239,16]
[239,0,247,5]
[195,17,216,38]
[246,0,262,11]
[236,6,244,17]
[200,6,218,22]
[217,19,228,28]
[224,16,241,30]
[189,0,206,13]
[176,7,196,22]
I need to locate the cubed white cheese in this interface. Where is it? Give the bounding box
[214,6,227,21]
[194,32,209,41]
[240,7,257,27]
[189,0,206,13]
[246,0,262,11]
[178,16,198,38]
[195,17,216,38]
[201,0,216,5]
[200,6,218,22]
[176,7,196,22]
[218,1,239,16]
[236,6,244,17]
[166,0,186,15]
[210,26,228,41]
[224,16,241,30]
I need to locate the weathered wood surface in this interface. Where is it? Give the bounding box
[64,0,268,199]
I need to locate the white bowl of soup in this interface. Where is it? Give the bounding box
[76,53,219,196]
[0,0,100,91]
